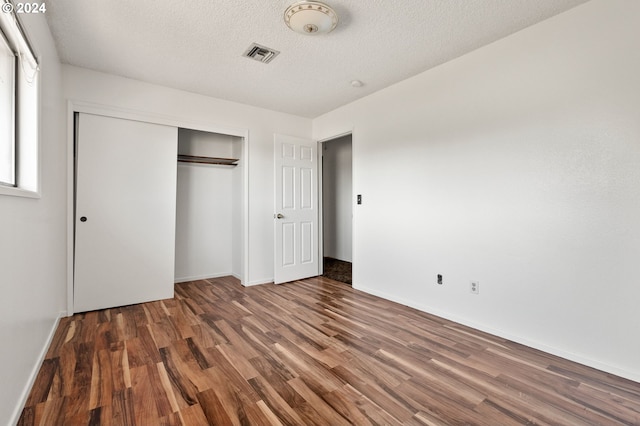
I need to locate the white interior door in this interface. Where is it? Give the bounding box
[274,134,319,284]
[74,113,178,312]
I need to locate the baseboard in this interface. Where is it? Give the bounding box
[323,255,353,263]
[10,311,65,425]
[175,272,231,283]
[354,284,640,383]
[175,273,269,287]
[244,277,274,287]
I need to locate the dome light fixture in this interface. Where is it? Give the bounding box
[284,1,338,35]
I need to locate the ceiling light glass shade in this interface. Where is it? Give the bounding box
[284,1,338,35]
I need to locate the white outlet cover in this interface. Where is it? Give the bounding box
[471,281,480,294]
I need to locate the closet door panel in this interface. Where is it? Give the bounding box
[74,113,177,313]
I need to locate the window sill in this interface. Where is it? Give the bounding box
[0,185,40,199]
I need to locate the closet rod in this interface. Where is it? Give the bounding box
[177,155,238,166]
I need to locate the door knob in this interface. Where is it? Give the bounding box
[80,216,87,222]
[275,213,284,219]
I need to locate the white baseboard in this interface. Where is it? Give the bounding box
[175,273,267,287]
[354,284,640,383]
[244,277,274,287]
[175,272,232,283]
[10,311,65,425]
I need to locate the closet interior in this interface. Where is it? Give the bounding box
[175,128,244,283]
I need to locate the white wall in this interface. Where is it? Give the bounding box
[175,129,240,282]
[322,135,352,262]
[62,65,312,285]
[313,0,640,381]
[0,14,66,425]
[177,128,236,158]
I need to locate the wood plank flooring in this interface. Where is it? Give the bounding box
[18,276,640,425]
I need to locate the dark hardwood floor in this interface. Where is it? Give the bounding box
[18,276,640,425]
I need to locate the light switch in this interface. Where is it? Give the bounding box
[357,194,362,205]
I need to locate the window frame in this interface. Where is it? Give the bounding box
[0,26,16,188]
[0,7,40,198]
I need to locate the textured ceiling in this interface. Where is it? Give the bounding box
[45,0,589,118]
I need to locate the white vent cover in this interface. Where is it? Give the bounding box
[243,43,280,64]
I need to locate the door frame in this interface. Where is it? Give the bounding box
[66,100,250,316]
[317,130,354,279]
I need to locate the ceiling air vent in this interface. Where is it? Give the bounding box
[243,43,280,64]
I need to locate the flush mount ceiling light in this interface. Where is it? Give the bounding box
[284,1,338,35]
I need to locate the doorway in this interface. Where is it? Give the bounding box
[321,134,353,284]
[175,128,244,283]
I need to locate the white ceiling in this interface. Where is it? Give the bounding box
[45,0,589,118]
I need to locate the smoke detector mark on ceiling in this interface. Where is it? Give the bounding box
[243,43,280,64]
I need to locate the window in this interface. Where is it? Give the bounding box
[0,6,39,196]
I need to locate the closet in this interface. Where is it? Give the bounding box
[74,113,244,313]
[175,128,243,282]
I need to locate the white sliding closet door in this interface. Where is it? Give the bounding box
[74,113,178,313]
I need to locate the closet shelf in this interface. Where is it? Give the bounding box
[178,155,239,166]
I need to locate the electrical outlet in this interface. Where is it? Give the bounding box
[470,281,479,294]
[437,274,443,285]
